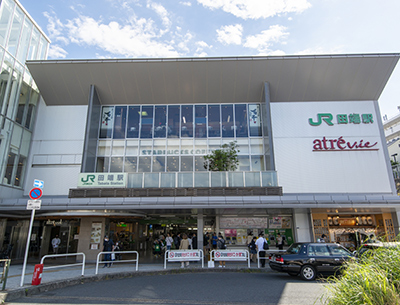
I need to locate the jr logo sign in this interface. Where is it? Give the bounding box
[81,175,95,183]
[309,113,374,126]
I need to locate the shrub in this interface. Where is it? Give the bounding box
[324,247,400,305]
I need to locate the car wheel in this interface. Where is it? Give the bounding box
[288,272,298,277]
[300,265,316,281]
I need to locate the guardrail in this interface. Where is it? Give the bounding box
[40,253,86,276]
[96,251,139,274]
[210,249,250,268]
[164,250,204,269]
[0,259,10,290]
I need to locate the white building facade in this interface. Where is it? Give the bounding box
[1,50,400,259]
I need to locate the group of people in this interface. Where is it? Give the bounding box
[203,232,227,267]
[152,233,198,259]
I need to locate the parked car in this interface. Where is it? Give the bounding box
[356,241,400,257]
[269,242,354,281]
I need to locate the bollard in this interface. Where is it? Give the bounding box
[31,264,43,285]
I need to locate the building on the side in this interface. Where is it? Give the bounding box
[383,110,400,193]
[0,0,50,259]
[0,5,398,261]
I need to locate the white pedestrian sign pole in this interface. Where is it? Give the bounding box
[20,182,43,287]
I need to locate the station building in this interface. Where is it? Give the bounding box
[0,2,399,262]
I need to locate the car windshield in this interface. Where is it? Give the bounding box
[286,243,302,254]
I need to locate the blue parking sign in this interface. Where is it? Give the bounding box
[33,179,44,188]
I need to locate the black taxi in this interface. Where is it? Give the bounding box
[269,242,354,281]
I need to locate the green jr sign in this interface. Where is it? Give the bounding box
[78,173,127,188]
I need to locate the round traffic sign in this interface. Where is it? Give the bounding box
[29,188,43,200]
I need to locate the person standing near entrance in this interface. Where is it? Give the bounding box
[217,233,226,268]
[255,233,267,267]
[179,233,190,268]
[276,233,284,250]
[102,236,114,268]
[165,233,174,251]
[51,235,61,254]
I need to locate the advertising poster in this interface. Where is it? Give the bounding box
[269,217,282,229]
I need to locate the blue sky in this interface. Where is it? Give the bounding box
[19,0,400,119]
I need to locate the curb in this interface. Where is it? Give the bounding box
[0,267,271,302]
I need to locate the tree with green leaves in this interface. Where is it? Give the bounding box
[203,141,239,171]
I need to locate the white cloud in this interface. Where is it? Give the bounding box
[244,25,289,52]
[146,1,171,28]
[43,11,68,42]
[194,40,212,56]
[48,45,68,59]
[295,46,344,56]
[65,15,180,57]
[197,0,311,20]
[216,24,243,45]
[180,1,192,6]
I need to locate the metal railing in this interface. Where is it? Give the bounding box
[95,251,139,274]
[164,250,204,269]
[210,249,250,268]
[40,253,86,276]
[0,259,10,290]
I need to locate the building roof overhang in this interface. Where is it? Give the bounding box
[26,53,400,106]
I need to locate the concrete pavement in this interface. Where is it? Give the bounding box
[0,258,268,302]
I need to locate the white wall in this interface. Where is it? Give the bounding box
[25,100,88,196]
[271,101,393,194]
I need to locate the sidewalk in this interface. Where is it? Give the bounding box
[0,259,269,302]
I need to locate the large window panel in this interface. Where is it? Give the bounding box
[16,72,31,125]
[181,156,193,171]
[27,28,39,60]
[138,156,151,172]
[235,104,248,137]
[13,155,25,187]
[140,106,153,138]
[127,106,140,138]
[208,105,220,137]
[251,155,265,171]
[153,156,165,172]
[167,156,179,171]
[126,140,139,156]
[249,104,262,136]
[111,140,124,155]
[154,106,166,138]
[3,151,16,185]
[113,106,127,139]
[124,157,137,172]
[195,156,206,171]
[6,6,23,56]
[110,157,123,172]
[16,19,32,63]
[37,36,48,60]
[181,105,193,137]
[4,62,23,120]
[195,105,206,138]
[99,106,114,138]
[0,53,13,115]
[96,157,109,172]
[238,155,250,171]
[167,105,180,138]
[25,89,39,129]
[221,104,234,137]
[0,0,14,47]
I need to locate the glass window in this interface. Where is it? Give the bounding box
[194,139,207,155]
[3,151,16,185]
[27,28,39,60]
[97,140,111,155]
[235,104,248,137]
[245,172,260,187]
[100,106,114,138]
[25,89,39,129]
[127,106,140,138]
[181,105,193,137]
[208,105,220,137]
[221,104,234,137]
[251,155,264,171]
[140,106,153,138]
[139,140,152,155]
[181,156,193,171]
[181,139,193,155]
[167,139,179,155]
[96,157,109,172]
[112,140,124,155]
[16,19,32,63]
[249,104,262,136]
[161,173,175,187]
[153,140,165,155]
[208,139,221,153]
[124,157,137,172]
[144,173,159,187]
[178,173,193,187]
[113,106,127,139]
[126,140,139,156]
[250,138,263,154]
[5,62,23,120]
[167,105,180,138]
[167,156,179,171]
[228,172,244,187]
[138,156,151,172]
[195,105,206,138]
[154,106,166,138]
[0,0,14,47]
[238,156,250,171]
[6,6,23,56]
[110,157,123,172]
[19,129,30,157]
[0,53,13,114]
[153,156,165,172]
[37,36,48,60]
[195,156,206,171]
[13,155,25,187]
[194,172,209,187]
[212,172,226,187]
[15,79,29,125]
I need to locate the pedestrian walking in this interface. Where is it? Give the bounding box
[248,236,257,262]
[51,235,61,254]
[165,233,174,251]
[217,233,226,268]
[179,233,190,268]
[102,236,114,268]
[255,233,267,267]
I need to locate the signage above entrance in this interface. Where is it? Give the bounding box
[78,173,127,188]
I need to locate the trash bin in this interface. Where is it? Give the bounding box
[32,264,43,285]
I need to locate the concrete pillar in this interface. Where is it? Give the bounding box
[215,215,220,235]
[197,210,204,250]
[293,208,313,242]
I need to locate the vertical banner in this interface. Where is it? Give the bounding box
[249,104,262,136]
[100,106,114,138]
